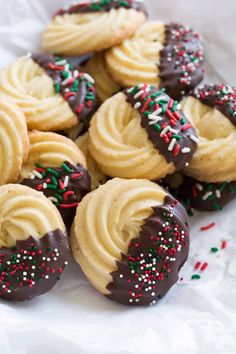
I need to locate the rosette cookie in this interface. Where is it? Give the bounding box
[76,133,107,190]
[20,132,91,229]
[71,178,189,306]
[182,84,236,182]
[105,21,204,100]
[84,52,121,102]
[43,0,147,56]
[88,84,198,180]
[0,54,97,132]
[0,97,29,185]
[0,184,69,301]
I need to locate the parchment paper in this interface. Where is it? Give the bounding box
[0,1,236,353]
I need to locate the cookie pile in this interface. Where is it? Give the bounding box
[0,0,235,305]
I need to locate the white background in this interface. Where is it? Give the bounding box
[0,1,236,353]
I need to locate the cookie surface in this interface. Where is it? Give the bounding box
[182,84,236,182]
[88,85,198,180]
[0,97,29,185]
[20,131,91,229]
[43,0,147,56]
[0,184,69,301]
[70,178,189,306]
[0,54,96,131]
[84,52,121,102]
[105,21,204,99]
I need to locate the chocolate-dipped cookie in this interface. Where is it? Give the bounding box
[19,131,91,229]
[43,0,147,56]
[88,84,198,180]
[0,54,97,132]
[105,21,204,100]
[70,178,190,306]
[0,184,69,302]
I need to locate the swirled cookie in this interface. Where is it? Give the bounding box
[0,97,29,185]
[182,84,236,182]
[105,21,204,99]
[20,131,91,229]
[42,0,147,56]
[88,84,198,180]
[84,52,121,102]
[0,54,97,131]
[0,184,69,301]
[70,178,189,306]
[76,133,107,190]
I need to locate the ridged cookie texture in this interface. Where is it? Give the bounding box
[76,132,107,190]
[105,21,204,99]
[0,97,29,185]
[0,184,69,301]
[42,1,147,56]
[70,178,190,306]
[84,52,121,102]
[19,131,91,229]
[88,86,198,180]
[182,84,236,182]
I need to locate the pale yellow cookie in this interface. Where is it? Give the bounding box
[88,92,175,180]
[84,52,121,102]
[0,56,78,131]
[182,96,236,182]
[76,132,107,190]
[43,6,146,56]
[0,97,29,185]
[19,131,86,180]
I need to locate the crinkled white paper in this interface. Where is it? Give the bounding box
[0,1,236,353]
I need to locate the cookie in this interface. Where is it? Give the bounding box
[181,84,236,182]
[105,21,204,99]
[88,84,198,180]
[0,184,69,301]
[0,96,29,185]
[0,54,97,132]
[76,132,107,190]
[42,0,147,56]
[20,131,91,229]
[70,178,189,306]
[84,52,121,102]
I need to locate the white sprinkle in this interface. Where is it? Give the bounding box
[168,138,177,151]
[119,274,123,278]
[55,59,67,66]
[129,299,133,303]
[151,108,163,116]
[127,87,135,93]
[31,273,35,277]
[83,73,95,84]
[53,257,57,261]
[151,292,155,296]
[161,125,170,136]
[43,183,48,189]
[134,90,144,99]
[29,173,35,180]
[32,266,36,270]
[32,170,43,179]
[216,190,221,198]
[54,248,58,252]
[155,96,165,102]
[196,183,203,191]
[48,197,58,203]
[45,275,49,279]
[169,128,178,134]
[23,272,27,276]
[134,102,141,109]
[64,175,69,188]
[73,70,79,78]
[61,76,72,86]
[202,191,213,200]
[148,115,163,125]
[181,147,191,154]
[64,261,68,265]
[190,135,200,144]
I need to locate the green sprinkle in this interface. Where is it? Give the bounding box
[63,71,70,79]
[207,184,214,191]
[144,111,151,116]
[180,118,186,125]
[55,193,63,202]
[47,168,59,177]
[55,82,60,94]
[47,184,57,190]
[191,274,201,280]
[219,182,227,192]
[212,203,222,211]
[151,92,162,98]
[211,247,218,253]
[119,1,129,6]
[62,163,73,173]
[172,134,182,140]
[35,162,43,168]
[153,123,161,131]
[51,176,58,187]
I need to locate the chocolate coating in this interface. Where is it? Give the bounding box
[22,162,91,230]
[54,0,148,17]
[159,174,236,212]
[0,229,69,302]
[125,85,198,170]
[159,23,204,100]
[191,84,236,126]
[32,53,97,131]
[106,195,189,306]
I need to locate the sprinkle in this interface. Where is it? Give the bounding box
[202,191,213,200]
[190,135,200,144]
[195,261,201,270]
[211,247,218,253]
[195,183,203,191]
[134,102,141,109]
[173,144,180,156]
[134,90,144,99]
[168,138,177,151]
[62,163,73,173]
[32,170,43,179]
[64,175,69,188]
[48,197,58,203]
[60,203,79,209]
[221,240,227,249]
[200,222,215,231]
[200,262,208,271]
[191,274,201,280]
[181,147,191,153]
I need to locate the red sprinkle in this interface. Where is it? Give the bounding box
[195,261,201,270]
[63,190,75,201]
[36,184,43,191]
[173,144,180,156]
[141,98,152,113]
[71,172,83,179]
[173,111,181,120]
[200,262,208,271]
[181,124,191,132]
[64,92,76,100]
[47,63,64,71]
[166,109,176,121]
[77,103,84,113]
[221,240,227,249]
[60,202,78,209]
[200,222,216,231]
